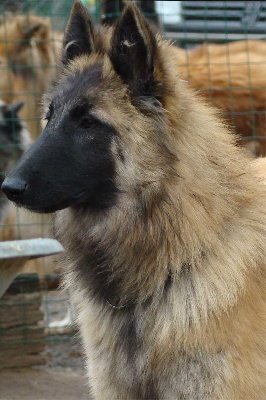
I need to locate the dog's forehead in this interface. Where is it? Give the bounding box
[47,57,128,125]
[59,62,104,102]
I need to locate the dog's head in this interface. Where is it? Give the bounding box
[1,0,176,214]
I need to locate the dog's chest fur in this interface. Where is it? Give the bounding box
[59,226,224,399]
[73,289,224,400]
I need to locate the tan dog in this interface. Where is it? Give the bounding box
[174,40,266,156]
[0,14,57,141]
[0,15,58,274]
[1,2,266,398]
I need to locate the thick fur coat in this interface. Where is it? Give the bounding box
[2,2,266,399]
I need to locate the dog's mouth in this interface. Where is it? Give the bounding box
[74,190,87,200]
[6,190,87,214]
[15,201,70,214]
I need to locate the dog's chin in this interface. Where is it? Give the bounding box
[13,191,87,214]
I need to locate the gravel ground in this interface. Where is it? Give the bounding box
[0,338,91,400]
[0,368,91,400]
[0,290,93,400]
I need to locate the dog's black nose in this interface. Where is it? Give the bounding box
[1,177,27,199]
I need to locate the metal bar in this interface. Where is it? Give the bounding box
[0,239,64,298]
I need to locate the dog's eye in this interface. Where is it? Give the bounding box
[79,117,98,130]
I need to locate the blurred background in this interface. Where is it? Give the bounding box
[0,1,265,398]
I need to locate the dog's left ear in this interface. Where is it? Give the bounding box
[20,19,50,42]
[8,101,24,115]
[62,0,95,65]
[110,3,157,97]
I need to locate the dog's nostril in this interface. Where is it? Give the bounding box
[1,177,28,198]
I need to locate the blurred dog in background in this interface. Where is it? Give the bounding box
[0,99,30,225]
[174,40,266,156]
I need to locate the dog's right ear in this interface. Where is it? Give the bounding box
[110,3,157,98]
[62,0,95,65]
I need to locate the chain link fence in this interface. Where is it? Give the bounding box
[0,0,265,369]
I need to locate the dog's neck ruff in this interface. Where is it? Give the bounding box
[105,271,175,310]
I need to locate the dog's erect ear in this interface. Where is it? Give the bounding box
[20,19,50,42]
[62,0,95,65]
[8,101,24,115]
[110,3,157,97]
[19,15,51,41]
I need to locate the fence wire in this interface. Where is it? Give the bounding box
[0,0,265,368]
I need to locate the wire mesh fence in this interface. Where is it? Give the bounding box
[0,0,265,368]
